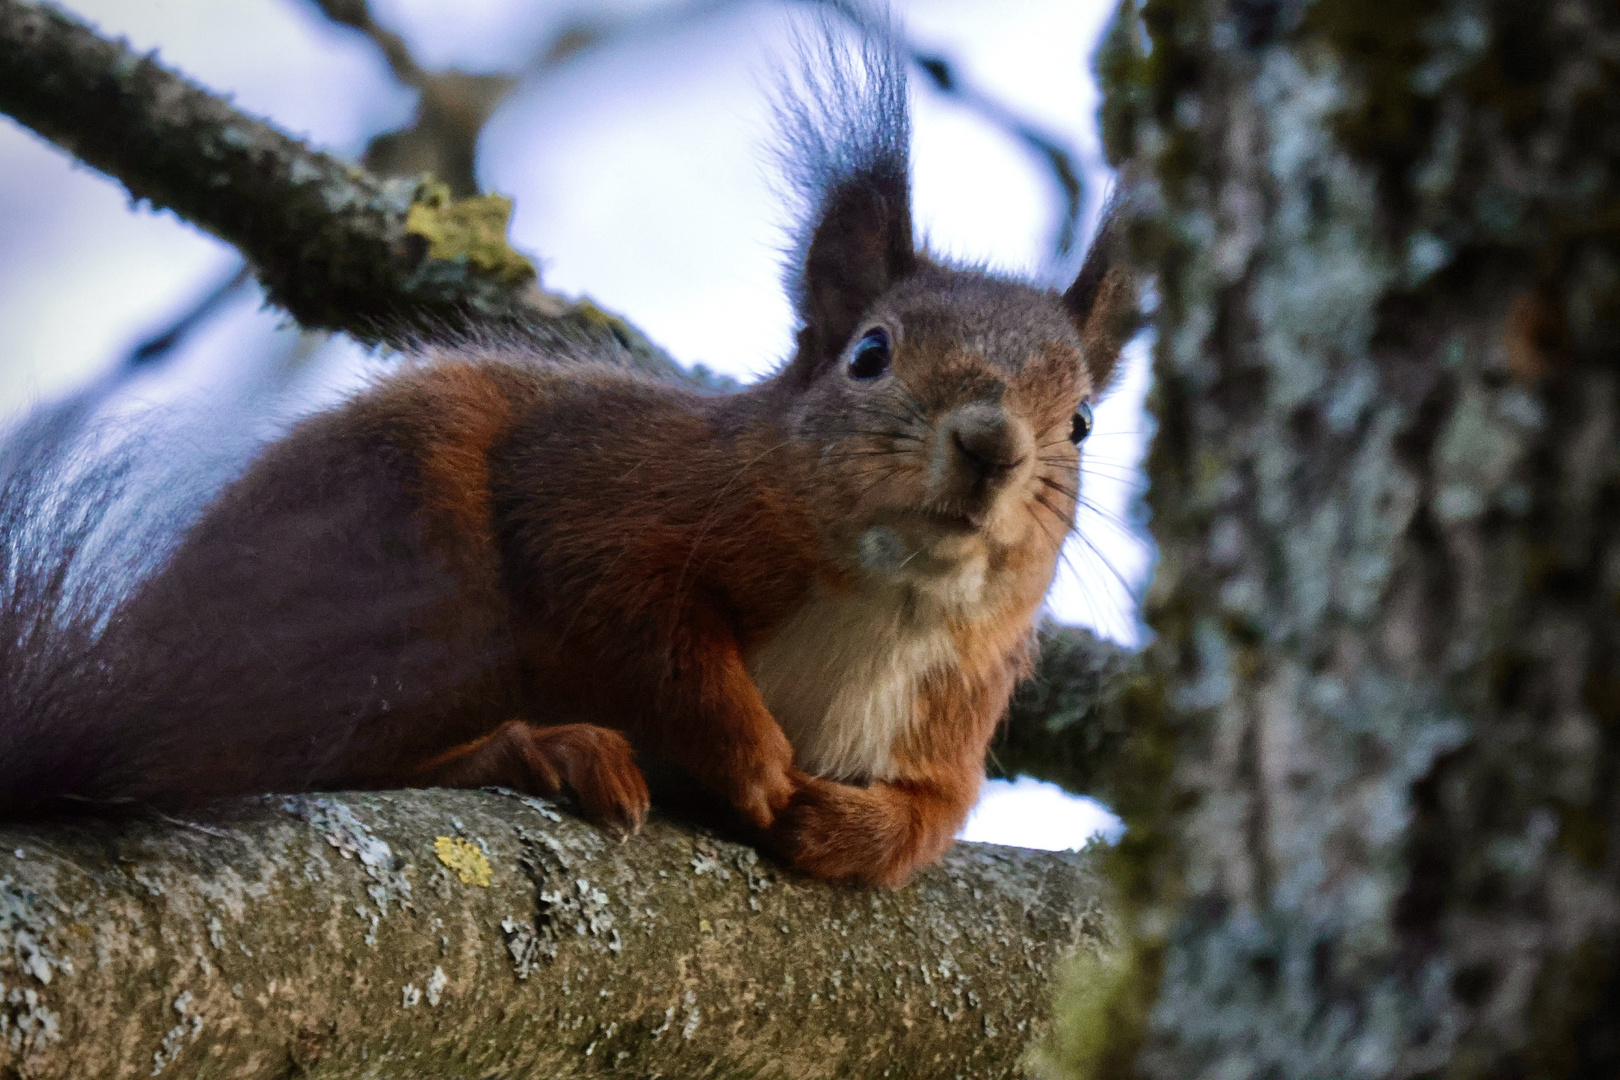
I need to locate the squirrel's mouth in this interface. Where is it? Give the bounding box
[907,508,983,535]
[855,515,995,605]
[856,507,995,579]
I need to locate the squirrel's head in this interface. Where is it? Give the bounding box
[768,17,1139,614]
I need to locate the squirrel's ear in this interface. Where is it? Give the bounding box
[799,179,915,358]
[1063,206,1140,394]
[778,19,915,369]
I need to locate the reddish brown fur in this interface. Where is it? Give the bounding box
[338,253,1119,885]
[414,721,649,834]
[309,239,1125,887]
[235,254,1121,886]
[405,364,518,550]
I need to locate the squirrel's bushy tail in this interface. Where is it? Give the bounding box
[0,385,497,818]
[0,391,159,815]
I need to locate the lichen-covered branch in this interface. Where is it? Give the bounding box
[0,789,1107,1079]
[0,0,509,335]
[0,0,682,380]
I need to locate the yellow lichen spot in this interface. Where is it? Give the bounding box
[699,918,713,934]
[571,298,620,330]
[434,836,492,887]
[405,182,536,285]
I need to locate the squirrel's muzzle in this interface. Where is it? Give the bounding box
[933,403,1033,513]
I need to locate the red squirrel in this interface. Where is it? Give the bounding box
[0,27,1135,887]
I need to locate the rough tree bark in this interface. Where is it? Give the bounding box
[1053,0,1620,1077]
[0,789,1108,1078]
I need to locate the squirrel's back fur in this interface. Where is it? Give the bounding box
[0,15,1137,885]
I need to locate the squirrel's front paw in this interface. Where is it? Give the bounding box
[551,725,652,837]
[729,754,797,832]
[767,776,929,888]
[415,721,650,837]
[698,721,798,831]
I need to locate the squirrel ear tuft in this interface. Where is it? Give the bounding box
[777,14,915,368]
[1063,203,1140,394]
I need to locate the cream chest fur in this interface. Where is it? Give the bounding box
[746,581,961,782]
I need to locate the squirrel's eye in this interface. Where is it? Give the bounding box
[1070,401,1094,445]
[846,328,892,381]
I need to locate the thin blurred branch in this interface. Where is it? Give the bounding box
[361,71,516,195]
[304,0,425,85]
[992,623,1142,802]
[827,0,1089,257]
[908,51,1088,258]
[303,0,516,196]
[123,263,253,369]
[390,0,1090,259]
[0,0,681,378]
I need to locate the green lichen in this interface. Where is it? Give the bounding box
[1095,0,1205,197]
[567,298,642,347]
[1094,0,1151,168]
[404,179,536,285]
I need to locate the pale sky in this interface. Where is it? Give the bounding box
[0,0,1142,851]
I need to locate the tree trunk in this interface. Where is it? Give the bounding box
[0,789,1107,1079]
[1065,0,1620,1076]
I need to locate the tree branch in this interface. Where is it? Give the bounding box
[0,790,1108,1078]
[992,624,1142,803]
[0,0,682,380]
[302,0,517,199]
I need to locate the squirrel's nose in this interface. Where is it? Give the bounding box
[942,404,1030,485]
